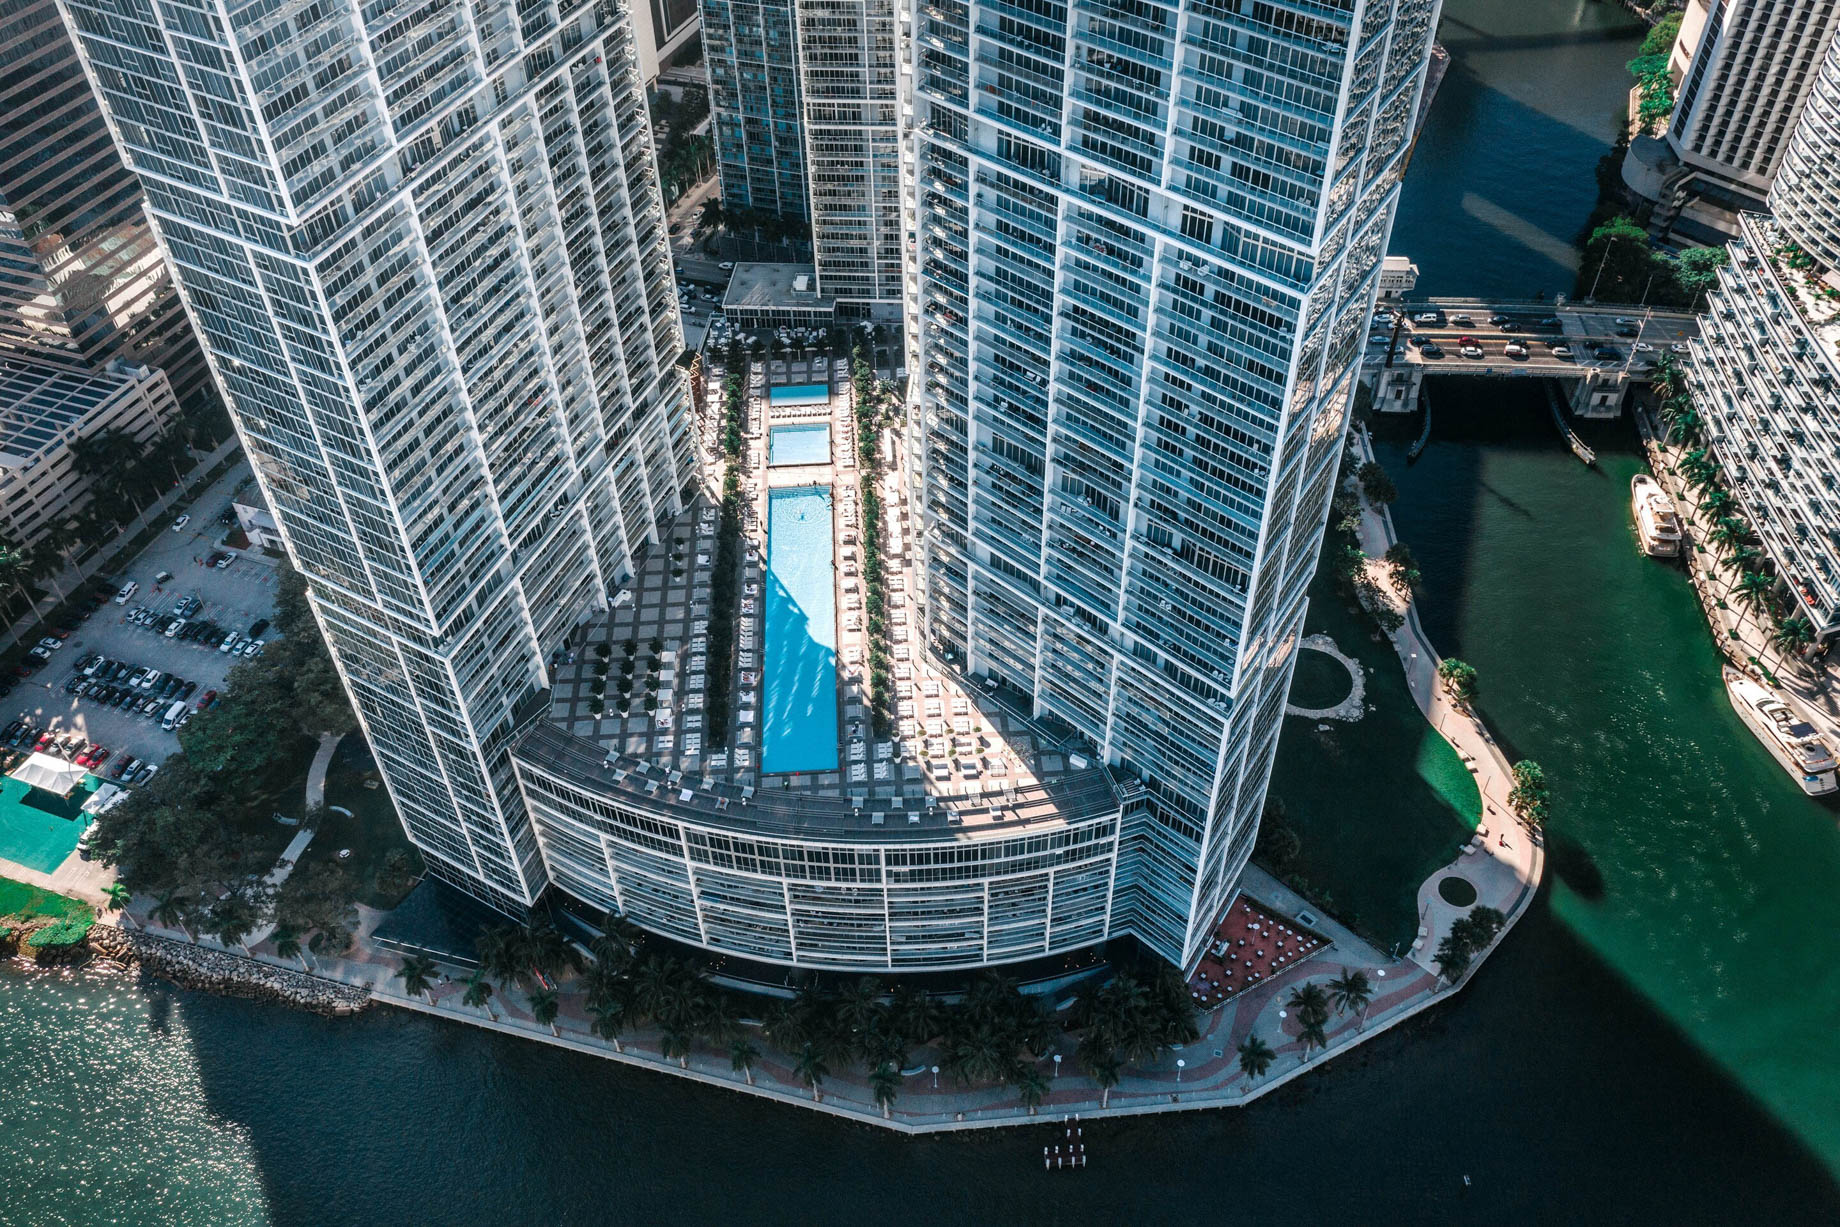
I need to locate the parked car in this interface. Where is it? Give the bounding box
[248,618,270,637]
[196,690,217,710]
[220,633,238,653]
[214,553,237,569]
[172,514,190,532]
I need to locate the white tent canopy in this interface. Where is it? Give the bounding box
[10,752,88,798]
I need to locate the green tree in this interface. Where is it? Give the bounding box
[463,971,496,1018]
[730,1036,761,1085]
[526,986,561,1034]
[1087,1050,1122,1108]
[1434,934,1471,985]
[1437,658,1479,704]
[1639,10,1682,57]
[1356,460,1397,506]
[1674,245,1730,306]
[1297,1017,1329,1062]
[1579,216,1655,301]
[273,927,307,968]
[1733,571,1776,615]
[1286,982,1331,1027]
[1772,616,1816,656]
[151,889,195,938]
[1011,1063,1049,1115]
[1237,1034,1276,1080]
[793,1043,829,1101]
[1382,541,1422,592]
[1508,759,1551,829]
[1707,516,1750,555]
[869,1061,901,1118]
[102,882,131,914]
[396,954,438,1000]
[1327,970,1373,1028]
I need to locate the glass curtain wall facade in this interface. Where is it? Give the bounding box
[62,0,693,912]
[704,0,810,219]
[0,0,216,415]
[908,0,1439,967]
[796,0,902,315]
[1770,28,1840,272]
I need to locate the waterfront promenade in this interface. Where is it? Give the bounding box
[106,434,1545,1133]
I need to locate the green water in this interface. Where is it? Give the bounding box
[1378,384,1840,1168]
[1268,566,1481,947]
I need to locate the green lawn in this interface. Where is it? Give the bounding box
[1263,568,1481,950]
[295,735,421,910]
[0,876,96,945]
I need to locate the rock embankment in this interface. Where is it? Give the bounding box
[87,925,369,1016]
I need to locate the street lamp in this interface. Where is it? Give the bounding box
[931,1065,940,1089]
[1175,1059,1185,1083]
[1052,1054,1062,1079]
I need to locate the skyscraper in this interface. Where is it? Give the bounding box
[908,0,1439,966]
[704,0,810,220]
[796,0,902,317]
[62,0,694,912]
[1625,0,1840,243]
[0,0,215,415]
[1691,29,1840,644]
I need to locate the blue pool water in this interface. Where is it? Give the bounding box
[768,382,829,407]
[768,424,832,467]
[762,487,839,774]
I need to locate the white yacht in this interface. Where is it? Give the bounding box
[1724,667,1839,796]
[1631,474,1683,557]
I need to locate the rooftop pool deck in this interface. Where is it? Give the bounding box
[761,486,839,775]
[767,423,832,467]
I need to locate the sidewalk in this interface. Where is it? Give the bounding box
[1348,427,1544,971]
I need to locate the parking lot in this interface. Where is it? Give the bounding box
[4,461,283,779]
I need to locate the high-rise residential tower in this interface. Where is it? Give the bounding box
[1692,30,1840,643]
[796,0,902,318]
[62,0,694,912]
[704,0,810,220]
[908,0,1440,966]
[1624,0,1840,243]
[0,0,216,415]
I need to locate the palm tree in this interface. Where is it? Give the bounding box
[396,954,438,1001]
[1088,1051,1121,1108]
[1286,982,1331,1026]
[1327,970,1373,1028]
[463,971,496,1019]
[519,917,580,981]
[869,1062,901,1119]
[793,1043,829,1101]
[1728,544,1764,573]
[730,1036,760,1085]
[273,927,309,970]
[1733,571,1776,614]
[889,985,942,1048]
[151,889,194,939]
[586,989,631,1050]
[1011,1063,1049,1116]
[660,1024,693,1069]
[102,882,131,914]
[526,986,561,1035]
[1237,1034,1276,1080]
[1698,487,1736,519]
[1772,616,1816,656]
[836,976,884,1038]
[590,910,644,973]
[1298,1017,1329,1062]
[629,954,686,1026]
[476,924,518,982]
[1707,516,1749,555]
[945,1023,1012,1086]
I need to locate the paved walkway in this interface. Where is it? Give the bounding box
[1641,417,1840,745]
[109,434,1546,1132]
[241,730,337,947]
[1349,428,1544,972]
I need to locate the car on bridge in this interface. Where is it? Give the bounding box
[1419,340,1445,358]
[1504,341,1529,359]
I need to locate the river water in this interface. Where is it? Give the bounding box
[8,2,1840,1223]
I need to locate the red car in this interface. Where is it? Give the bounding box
[196,689,217,710]
[89,748,110,766]
[33,733,52,751]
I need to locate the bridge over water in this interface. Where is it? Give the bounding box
[1365,297,1700,420]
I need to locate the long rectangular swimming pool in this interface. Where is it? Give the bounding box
[768,382,830,408]
[761,486,838,774]
[768,423,832,467]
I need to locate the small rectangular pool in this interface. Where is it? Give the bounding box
[769,382,830,408]
[768,423,832,467]
[762,486,838,775]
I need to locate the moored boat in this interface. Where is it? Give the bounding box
[1631,474,1683,557]
[1724,666,1838,796]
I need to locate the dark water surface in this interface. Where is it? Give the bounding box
[8,2,1840,1223]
